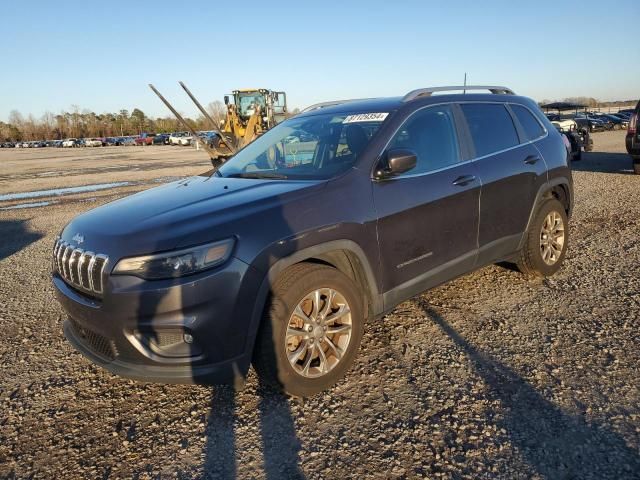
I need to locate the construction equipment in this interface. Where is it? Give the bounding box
[149,84,228,165]
[219,88,288,149]
[150,83,287,166]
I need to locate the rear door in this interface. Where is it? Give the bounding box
[372,104,480,306]
[459,102,547,263]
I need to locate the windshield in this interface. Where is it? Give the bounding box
[216,111,388,180]
[238,92,266,118]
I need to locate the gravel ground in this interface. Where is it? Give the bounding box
[1,132,639,479]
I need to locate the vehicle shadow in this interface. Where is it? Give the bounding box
[133,265,304,478]
[416,300,640,479]
[572,151,635,174]
[0,219,43,261]
[203,376,304,479]
[128,178,305,478]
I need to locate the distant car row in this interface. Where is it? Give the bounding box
[545,110,634,132]
[0,131,220,149]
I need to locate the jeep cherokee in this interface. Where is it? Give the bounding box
[52,85,573,397]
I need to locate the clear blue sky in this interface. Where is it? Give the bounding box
[1,0,638,121]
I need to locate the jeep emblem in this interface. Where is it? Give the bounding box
[72,233,84,245]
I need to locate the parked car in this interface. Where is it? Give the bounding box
[169,131,190,145]
[62,138,78,148]
[574,114,607,132]
[551,120,587,161]
[546,114,593,152]
[152,133,170,145]
[625,100,640,174]
[135,133,156,146]
[52,86,573,397]
[593,113,626,130]
[122,136,136,146]
[85,138,103,147]
[612,112,632,121]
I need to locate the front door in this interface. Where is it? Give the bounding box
[372,104,480,308]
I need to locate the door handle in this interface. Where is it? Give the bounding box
[524,155,540,165]
[452,175,477,186]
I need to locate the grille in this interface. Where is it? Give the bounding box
[69,318,117,361]
[53,238,108,296]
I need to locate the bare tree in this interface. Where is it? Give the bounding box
[206,100,227,128]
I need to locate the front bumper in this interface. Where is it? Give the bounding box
[54,257,263,385]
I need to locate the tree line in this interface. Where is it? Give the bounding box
[0,101,229,142]
[538,97,638,108]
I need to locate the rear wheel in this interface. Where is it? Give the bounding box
[517,198,568,278]
[572,148,582,162]
[633,159,640,175]
[253,263,364,397]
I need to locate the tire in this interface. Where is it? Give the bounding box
[516,198,569,278]
[633,160,640,175]
[253,263,365,398]
[574,148,582,162]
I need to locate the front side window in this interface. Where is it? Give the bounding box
[237,93,266,119]
[216,111,387,180]
[460,103,519,157]
[387,105,460,175]
[511,104,546,141]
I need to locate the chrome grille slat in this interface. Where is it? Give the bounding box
[88,255,96,291]
[56,241,66,275]
[52,239,108,297]
[69,249,82,284]
[62,246,72,279]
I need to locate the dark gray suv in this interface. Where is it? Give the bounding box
[53,86,573,397]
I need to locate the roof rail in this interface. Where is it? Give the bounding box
[402,85,515,102]
[300,98,373,114]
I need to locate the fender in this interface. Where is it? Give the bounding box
[242,239,382,360]
[518,175,573,250]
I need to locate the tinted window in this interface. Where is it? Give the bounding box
[217,112,385,180]
[388,105,460,174]
[461,103,519,157]
[511,104,545,141]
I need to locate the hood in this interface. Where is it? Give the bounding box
[61,174,324,258]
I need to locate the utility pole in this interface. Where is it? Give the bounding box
[463,73,467,94]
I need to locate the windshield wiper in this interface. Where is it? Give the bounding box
[224,172,289,179]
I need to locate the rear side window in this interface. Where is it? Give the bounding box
[388,105,460,175]
[511,104,545,141]
[460,103,519,157]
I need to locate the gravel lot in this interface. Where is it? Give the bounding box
[1,133,639,479]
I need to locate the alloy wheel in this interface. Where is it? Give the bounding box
[285,288,353,378]
[540,211,565,265]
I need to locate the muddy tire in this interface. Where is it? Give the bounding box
[253,263,364,398]
[517,198,569,278]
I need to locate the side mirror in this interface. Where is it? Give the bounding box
[224,95,229,105]
[375,149,417,179]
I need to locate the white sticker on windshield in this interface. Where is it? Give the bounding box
[343,112,389,123]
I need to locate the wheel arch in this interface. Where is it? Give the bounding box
[243,240,382,359]
[518,177,573,250]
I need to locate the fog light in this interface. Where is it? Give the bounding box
[183,333,194,344]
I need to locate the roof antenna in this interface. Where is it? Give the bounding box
[463,73,467,94]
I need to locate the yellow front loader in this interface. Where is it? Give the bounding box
[150,83,287,166]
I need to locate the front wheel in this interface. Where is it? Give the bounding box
[253,263,364,397]
[633,159,640,175]
[517,198,569,278]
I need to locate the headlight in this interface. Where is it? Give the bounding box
[112,238,234,280]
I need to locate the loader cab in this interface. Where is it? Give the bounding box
[229,89,288,127]
[234,89,267,121]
